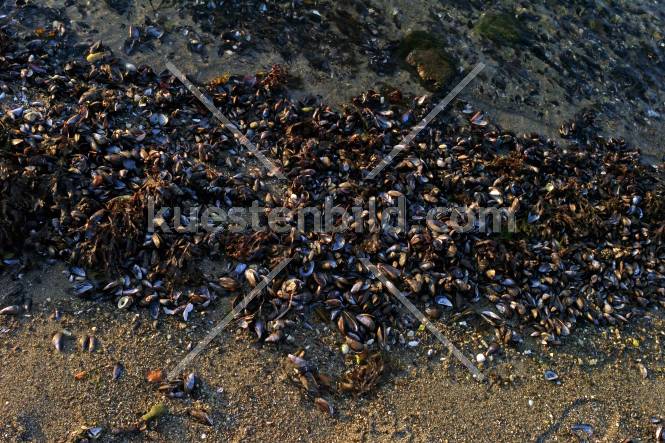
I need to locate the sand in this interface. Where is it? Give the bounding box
[0,261,663,442]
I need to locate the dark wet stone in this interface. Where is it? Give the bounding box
[474,12,529,46]
[397,31,444,59]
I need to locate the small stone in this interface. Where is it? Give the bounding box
[476,353,486,363]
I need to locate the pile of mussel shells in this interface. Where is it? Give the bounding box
[1,21,664,358]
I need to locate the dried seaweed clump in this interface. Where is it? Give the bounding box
[339,353,385,396]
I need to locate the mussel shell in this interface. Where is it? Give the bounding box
[117,296,133,310]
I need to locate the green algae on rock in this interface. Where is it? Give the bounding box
[474,12,529,45]
[397,31,456,91]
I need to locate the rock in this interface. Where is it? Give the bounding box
[397,31,456,91]
[474,12,529,46]
[405,49,455,90]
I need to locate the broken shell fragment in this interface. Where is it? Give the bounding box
[0,305,19,315]
[112,362,124,380]
[117,296,133,310]
[314,397,334,416]
[183,372,196,393]
[189,409,213,426]
[78,335,90,352]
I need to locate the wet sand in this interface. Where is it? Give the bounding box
[0,261,664,441]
